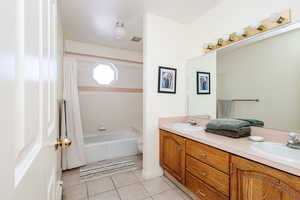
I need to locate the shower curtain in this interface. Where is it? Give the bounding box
[62,57,86,170]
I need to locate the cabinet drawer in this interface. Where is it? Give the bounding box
[186,172,228,200]
[186,139,230,174]
[186,155,229,196]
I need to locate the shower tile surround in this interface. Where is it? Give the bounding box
[62,155,192,200]
[159,116,300,177]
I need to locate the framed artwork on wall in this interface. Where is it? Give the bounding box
[197,72,210,94]
[158,66,177,94]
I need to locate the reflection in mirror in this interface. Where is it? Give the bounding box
[217,26,300,132]
[187,23,300,132]
[186,52,217,118]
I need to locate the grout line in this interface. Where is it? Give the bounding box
[83,182,89,200]
[88,189,116,200]
[110,176,122,200]
[110,176,117,190]
[154,176,192,200]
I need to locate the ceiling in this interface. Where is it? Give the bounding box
[62,0,221,52]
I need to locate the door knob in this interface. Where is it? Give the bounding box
[55,138,72,150]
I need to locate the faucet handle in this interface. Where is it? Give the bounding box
[188,119,197,126]
[288,132,298,139]
[288,132,299,144]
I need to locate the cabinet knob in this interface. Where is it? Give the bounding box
[198,150,207,158]
[201,172,207,177]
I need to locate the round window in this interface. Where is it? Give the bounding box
[92,63,117,85]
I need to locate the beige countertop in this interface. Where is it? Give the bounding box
[159,116,300,177]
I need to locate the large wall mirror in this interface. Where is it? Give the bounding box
[187,23,300,132]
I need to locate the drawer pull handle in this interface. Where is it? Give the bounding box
[201,172,207,176]
[197,190,206,197]
[200,153,207,158]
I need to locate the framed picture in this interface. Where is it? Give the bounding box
[197,72,210,94]
[158,66,177,94]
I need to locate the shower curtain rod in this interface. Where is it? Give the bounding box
[64,51,143,65]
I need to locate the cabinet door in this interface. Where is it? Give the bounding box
[160,130,186,183]
[231,156,300,200]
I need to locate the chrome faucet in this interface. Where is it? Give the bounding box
[287,132,300,150]
[187,119,198,126]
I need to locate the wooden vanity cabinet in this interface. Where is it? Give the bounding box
[159,130,300,200]
[231,156,300,200]
[159,130,186,184]
[186,172,228,200]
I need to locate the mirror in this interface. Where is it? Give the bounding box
[187,23,300,132]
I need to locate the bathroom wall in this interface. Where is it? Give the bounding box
[64,41,143,135]
[217,28,300,132]
[143,13,189,179]
[65,40,143,63]
[186,52,217,118]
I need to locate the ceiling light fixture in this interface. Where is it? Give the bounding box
[203,9,291,53]
[115,21,126,40]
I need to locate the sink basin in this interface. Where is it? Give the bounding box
[171,123,204,132]
[251,142,300,163]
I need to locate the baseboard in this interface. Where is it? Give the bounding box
[56,180,63,200]
[142,167,163,180]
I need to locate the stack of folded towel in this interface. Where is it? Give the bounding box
[234,118,264,127]
[205,118,264,138]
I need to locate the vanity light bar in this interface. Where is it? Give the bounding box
[203,9,292,53]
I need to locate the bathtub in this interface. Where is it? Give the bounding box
[84,131,139,163]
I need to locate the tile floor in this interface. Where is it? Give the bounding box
[62,156,192,200]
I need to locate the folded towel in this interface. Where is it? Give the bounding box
[206,118,250,132]
[234,118,264,127]
[205,127,251,138]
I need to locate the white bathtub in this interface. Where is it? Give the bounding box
[84,131,139,163]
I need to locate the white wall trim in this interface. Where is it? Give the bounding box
[64,40,143,63]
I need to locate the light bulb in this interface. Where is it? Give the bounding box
[250,22,261,29]
[203,43,209,49]
[222,34,230,41]
[269,13,280,23]
[236,29,245,36]
[211,40,218,46]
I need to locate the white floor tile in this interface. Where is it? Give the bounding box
[152,189,185,200]
[161,176,176,189]
[89,190,120,200]
[142,177,171,195]
[173,188,193,200]
[62,173,81,188]
[63,183,88,200]
[112,171,139,188]
[132,170,145,182]
[87,177,115,196]
[117,183,150,200]
[63,168,80,177]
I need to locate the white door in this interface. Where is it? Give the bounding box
[0,0,17,199]
[0,0,63,199]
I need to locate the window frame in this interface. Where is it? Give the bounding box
[92,62,118,85]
